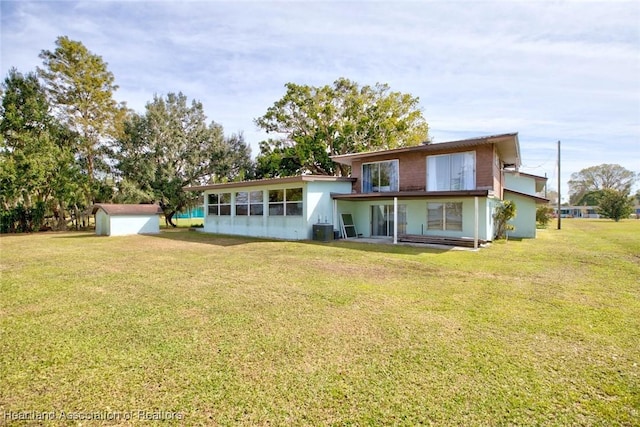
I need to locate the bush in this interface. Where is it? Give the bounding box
[494,200,516,239]
[536,205,554,228]
[597,189,634,222]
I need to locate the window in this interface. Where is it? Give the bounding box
[362,160,399,193]
[250,191,264,216]
[207,193,231,216]
[235,191,264,216]
[427,152,475,191]
[235,191,248,216]
[427,202,462,231]
[371,204,407,237]
[269,188,303,216]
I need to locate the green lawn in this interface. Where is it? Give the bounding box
[1,220,638,425]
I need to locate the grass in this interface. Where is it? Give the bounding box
[1,220,638,425]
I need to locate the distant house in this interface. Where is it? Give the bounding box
[186,133,548,245]
[91,204,162,236]
[556,206,601,219]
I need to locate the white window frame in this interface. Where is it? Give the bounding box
[361,159,399,193]
[207,193,231,216]
[427,202,463,231]
[426,151,476,191]
[235,190,264,216]
[268,187,303,216]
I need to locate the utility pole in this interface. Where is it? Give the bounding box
[557,140,561,230]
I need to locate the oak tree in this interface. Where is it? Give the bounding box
[114,92,253,226]
[568,164,637,205]
[255,78,429,177]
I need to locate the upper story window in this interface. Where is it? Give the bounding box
[268,188,303,216]
[207,193,231,216]
[362,160,399,193]
[426,151,475,191]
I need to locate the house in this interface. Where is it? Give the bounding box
[91,204,162,236]
[186,133,548,245]
[185,176,355,240]
[503,171,549,237]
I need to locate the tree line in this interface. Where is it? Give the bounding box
[1,36,429,232]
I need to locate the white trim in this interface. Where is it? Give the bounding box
[361,159,400,193]
[393,197,398,245]
[474,196,479,249]
[426,151,476,191]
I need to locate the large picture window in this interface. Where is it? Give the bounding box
[235,191,264,216]
[269,188,303,216]
[207,193,231,216]
[362,160,399,193]
[427,152,475,191]
[427,202,463,231]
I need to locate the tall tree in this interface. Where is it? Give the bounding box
[568,164,638,205]
[38,36,123,194]
[114,92,253,226]
[0,68,84,231]
[254,78,429,177]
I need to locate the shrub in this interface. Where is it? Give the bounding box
[494,200,516,239]
[536,205,554,228]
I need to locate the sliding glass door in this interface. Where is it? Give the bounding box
[371,204,406,237]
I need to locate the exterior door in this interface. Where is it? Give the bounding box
[371,204,406,237]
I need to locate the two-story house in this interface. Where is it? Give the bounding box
[186,132,548,245]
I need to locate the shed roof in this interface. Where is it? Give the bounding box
[91,204,163,215]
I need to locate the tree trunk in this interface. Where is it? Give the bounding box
[166,210,177,228]
[54,200,67,231]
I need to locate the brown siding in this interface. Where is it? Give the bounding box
[475,144,495,190]
[350,160,361,192]
[347,144,501,194]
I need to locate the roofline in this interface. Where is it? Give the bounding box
[331,190,491,201]
[331,132,520,166]
[184,175,356,192]
[503,189,550,204]
[504,170,548,182]
[90,203,163,215]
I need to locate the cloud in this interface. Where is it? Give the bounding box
[1,0,638,197]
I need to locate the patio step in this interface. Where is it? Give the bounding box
[397,234,487,248]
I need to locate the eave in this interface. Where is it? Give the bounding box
[503,189,550,204]
[331,190,491,201]
[184,175,356,192]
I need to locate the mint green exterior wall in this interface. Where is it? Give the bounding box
[337,197,497,241]
[504,173,536,194]
[202,180,352,240]
[504,193,537,238]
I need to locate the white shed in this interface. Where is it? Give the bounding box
[91,204,162,236]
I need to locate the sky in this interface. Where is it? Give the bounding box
[1,0,639,200]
